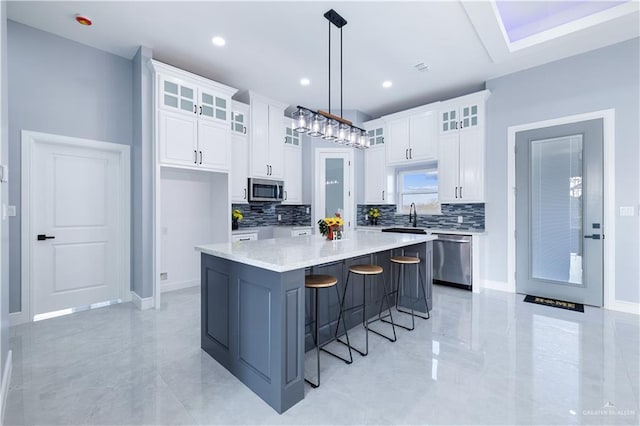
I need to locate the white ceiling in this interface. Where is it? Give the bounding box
[6,1,640,118]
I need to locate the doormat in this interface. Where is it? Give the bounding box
[523,295,584,312]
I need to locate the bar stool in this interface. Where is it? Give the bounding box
[336,264,397,357]
[381,256,430,331]
[305,274,353,388]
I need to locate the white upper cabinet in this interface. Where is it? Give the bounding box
[248,92,287,179]
[230,102,250,203]
[384,106,438,165]
[364,119,385,147]
[364,145,388,204]
[153,60,237,172]
[283,117,302,204]
[437,90,490,203]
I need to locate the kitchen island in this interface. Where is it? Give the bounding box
[196,231,436,413]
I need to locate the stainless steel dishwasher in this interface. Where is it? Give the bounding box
[433,234,472,290]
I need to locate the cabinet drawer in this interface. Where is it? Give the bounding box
[231,233,258,242]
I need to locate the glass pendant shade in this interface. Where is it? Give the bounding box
[336,123,350,144]
[307,114,325,137]
[322,119,338,140]
[293,107,310,133]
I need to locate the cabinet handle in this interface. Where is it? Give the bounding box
[266,165,270,176]
[194,150,198,164]
[199,151,203,165]
[459,186,462,198]
[244,188,247,199]
[243,126,247,134]
[382,137,384,143]
[239,238,251,241]
[382,190,385,201]
[455,187,458,198]
[199,106,202,115]
[193,104,197,114]
[269,165,273,175]
[409,148,412,159]
[405,149,408,160]
[284,190,288,201]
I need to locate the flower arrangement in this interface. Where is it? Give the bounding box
[368,207,380,225]
[318,214,344,240]
[232,209,243,230]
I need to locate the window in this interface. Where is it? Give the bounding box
[397,165,440,214]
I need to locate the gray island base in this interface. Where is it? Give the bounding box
[196,231,435,413]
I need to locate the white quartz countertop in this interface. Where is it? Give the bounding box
[196,230,436,273]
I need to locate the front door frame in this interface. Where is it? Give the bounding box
[507,110,616,310]
[17,130,131,325]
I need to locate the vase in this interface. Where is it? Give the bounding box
[232,219,239,230]
[369,217,378,226]
[326,227,334,241]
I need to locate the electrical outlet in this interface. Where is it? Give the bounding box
[620,206,635,216]
[277,214,282,221]
[365,214,369,221]
[160,272,168,281]
[306,207,310,214]
[457,215,463,224]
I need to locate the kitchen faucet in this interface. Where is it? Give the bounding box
[409,203,417,227]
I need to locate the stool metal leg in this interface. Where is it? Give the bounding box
[366,273,397,342]
[336,271,368,357]
[395,263,431,320]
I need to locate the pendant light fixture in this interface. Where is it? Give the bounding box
[292,9,369,149]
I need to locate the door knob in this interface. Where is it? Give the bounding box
[37,234,55,241]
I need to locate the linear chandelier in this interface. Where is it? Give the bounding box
[292,9,369,149]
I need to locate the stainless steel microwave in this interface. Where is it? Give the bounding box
[248,178,284,202]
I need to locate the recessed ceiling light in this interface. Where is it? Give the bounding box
[211,36,226,47]
[382,81,393,88]
[300,78,310,86]
[75,14,92,26]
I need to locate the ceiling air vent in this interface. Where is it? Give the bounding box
[414,62,429,72]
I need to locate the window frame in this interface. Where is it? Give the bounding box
[396,164,441,215]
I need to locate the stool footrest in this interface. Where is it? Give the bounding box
[396,305,430,320]
[336,337,367,357]
[366,317,398,342]
[380,314,414,331]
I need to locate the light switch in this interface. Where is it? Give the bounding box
[277,214,282,222]
[620,206,635,217]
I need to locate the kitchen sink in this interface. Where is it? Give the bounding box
[381,227,428,235]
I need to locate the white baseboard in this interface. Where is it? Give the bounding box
[481,279,514,293]
[9,311,28,327]
[161,279,199,293]
[1,350,12,424]
[607,299,640,315]
[130,291,154,310]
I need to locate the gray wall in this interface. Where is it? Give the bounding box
[1,0,9,370]
[7,21,134,312]
[132,47,154,299]
[485,38,639,303]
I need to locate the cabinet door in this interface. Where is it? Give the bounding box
[198,120,230,172]
[231,134,249,203]
[250,99,270,177]
[283,146,301,204]
[199,88,229,123]
[364,147,386,203]
[458,129,484,202]
[459,102,481,132]
[159,76,196,116]
[267,104,285,178]
[440,106,459,134]
[231,110,248,135]
[386,118,410,164]
[437,133,460,203]
[158,109,198,167]
[409,111,437,161]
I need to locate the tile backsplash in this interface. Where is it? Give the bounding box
[358,203,485,231]
[232,203,312,228]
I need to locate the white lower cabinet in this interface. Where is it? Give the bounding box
[364,146,388,203]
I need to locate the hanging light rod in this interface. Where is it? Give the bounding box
[292,9,369,148]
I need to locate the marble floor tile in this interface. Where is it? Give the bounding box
[4,285,639,425]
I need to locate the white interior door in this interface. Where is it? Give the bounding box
[29,136,126,317]
[315,149,353,232]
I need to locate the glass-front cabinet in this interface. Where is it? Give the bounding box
[160,77,196,115]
